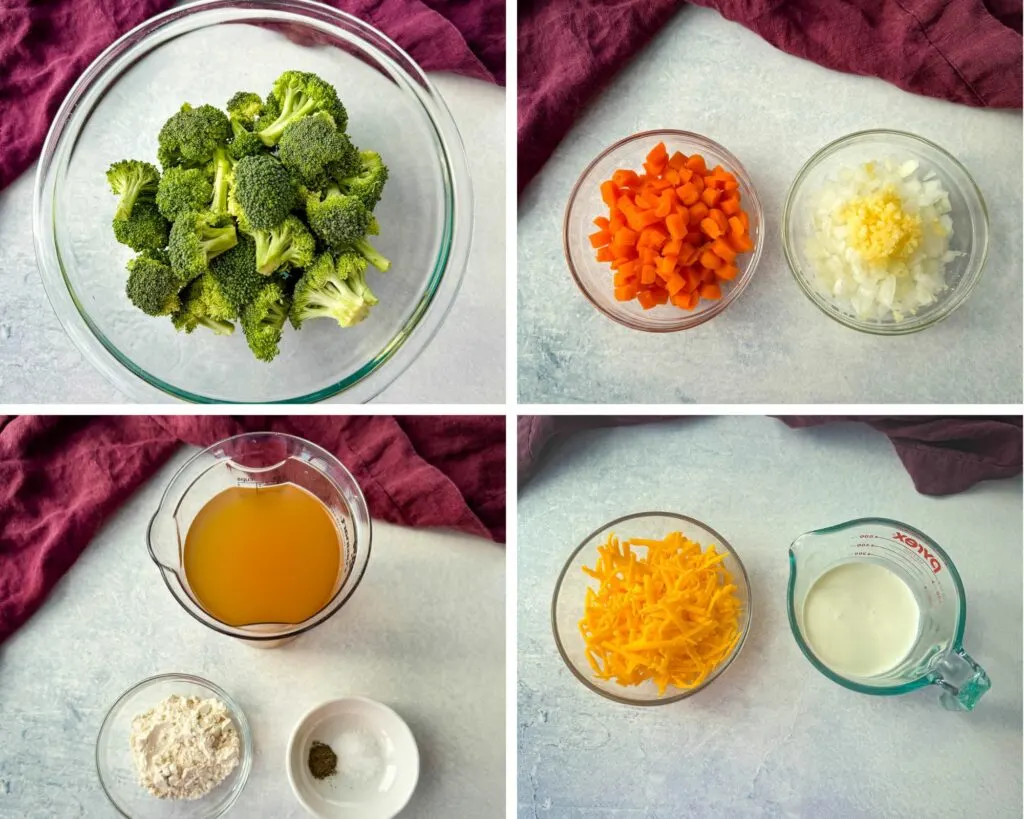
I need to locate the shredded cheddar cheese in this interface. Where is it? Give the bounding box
[579,531,742,694]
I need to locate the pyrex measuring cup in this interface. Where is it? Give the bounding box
[787,518,990,710]
[147,432,371,646]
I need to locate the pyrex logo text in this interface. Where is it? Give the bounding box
[894,531,942,574]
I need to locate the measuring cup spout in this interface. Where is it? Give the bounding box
[146,510,181,573]
[932,649,991,711]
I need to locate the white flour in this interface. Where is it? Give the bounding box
[129,694,240,800]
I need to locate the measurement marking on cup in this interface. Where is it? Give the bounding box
[893,531,942,574]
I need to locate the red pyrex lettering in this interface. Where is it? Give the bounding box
[893,531,942,574]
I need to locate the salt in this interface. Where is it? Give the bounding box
[334,728,383,783]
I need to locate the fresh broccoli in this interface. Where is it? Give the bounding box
[304,185,370,249]
[289,252,372,330]
[106,160,160,221]
[335,250,379,304]
[277,112,357,189]
[209,146,233,215]
[251,215,316,276]
[232,154,296,230]
[228,120,265,161]
[157,103,231,168]
[155,166,213,221]
[208,234,265,313]
[256,71,347,147]
[347,236,391,272]
[172,273,236,334]
[125,251,183,316]
[113,200,170,252]
[226,91,264,128]
[338,150,388,210]
[168,210,238,281]
[241,281,290,361]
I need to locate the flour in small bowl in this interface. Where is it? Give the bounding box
[129,694,240,800]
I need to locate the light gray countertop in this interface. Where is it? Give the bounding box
[517,6,1023,404]
[0,74,504,405]
[0,447,506,817]
[517,416,1022,817]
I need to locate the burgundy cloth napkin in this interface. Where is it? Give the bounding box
[0,0,505,191]
[518,415,1023,494]
[518,0,1024,191]
[0,415,505,645]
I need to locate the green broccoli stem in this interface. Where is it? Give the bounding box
[210,150,231,214]
[200,227,237,260]
[255,231,290,275]
[198,316,235,335]
[114,175,148,222]
[353,237,390,272]
[298,274,370,327]
[257,88,317,146]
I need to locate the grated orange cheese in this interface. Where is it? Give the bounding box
[579,531,742,694]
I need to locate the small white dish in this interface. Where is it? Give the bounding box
[287,697,419,818]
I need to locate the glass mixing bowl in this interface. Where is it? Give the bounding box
[34,0,472,402]
[552,512,752,705]
[563,130,764,332]
[96,673,253,818]
[783,130,988,335]
[147,432,371,644]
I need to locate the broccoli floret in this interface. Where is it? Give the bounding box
[335,250,379,304]
[209,146,233,215]
[232,154,296,230]
[172,273,236,334]
[113,200,170,252]
[226,91,264,128]
[289,252,373,330]
[241,281,290,361]
[106,160,160,221]
[125,251,183,316]
[229,120,265,161]
[155,166,213,221]
[277,112,356,189]
[208,234,265,313]
[305,184,370,249]
[252,215,316,276]
[168,210,238,281]
[256,70,347,146]
[338,150,388,210]
[157,103,231,168]
[347,236,391,272]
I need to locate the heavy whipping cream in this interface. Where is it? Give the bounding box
[802,562,920,678]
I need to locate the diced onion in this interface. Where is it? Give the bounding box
[805,158,960,322]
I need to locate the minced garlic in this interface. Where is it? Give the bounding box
[837,185,922,263]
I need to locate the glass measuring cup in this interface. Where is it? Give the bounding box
[787,518,990,710]
[147,432,371,646]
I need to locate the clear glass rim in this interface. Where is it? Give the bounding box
[786,516,968,695]
[562,129,765,333]
[33,0,473,403]
[147,431,372,640]
[95,672,254,818]
[551,510,753,706]
[781,128,990,336]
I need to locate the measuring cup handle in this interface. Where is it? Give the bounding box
[933,649,991,711]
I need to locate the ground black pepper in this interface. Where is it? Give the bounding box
[308,740,338,780]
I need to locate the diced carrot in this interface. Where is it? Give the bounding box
[670,291,690,308]
[640,247,658,264]
[710,209,729,234]
[711,238,737,262]
[728,216,745,237]
[636,289,658,310]
[655,191,675,218]
[639,226,668,249]
[649,286,669,305]
[634,192,657,210]
[691,173,705,194]
[665,212,686,240]
[615,227,638,247]
[615,283,639,301]
[662,238,683,257]
[700,250,723,270]
[678,243,699,265]
[594,215,610,230]
[719,196,740,216]
[683,231,704,248]
[657,255,678,277]
[612,169,640,188]
[609,212,626,233]
[647,141,668,165]
[731,233,755,252]
[677,167,694,183]
[667,151,687,170]
[664,169,680,186]
[640,264,657,285]
[589,230,610,248]
[684,154,707,174]
[701,188,721,207]
[724,179,739,191]
[716,263,739,281]
[676,183,699,206]
[613,269,637,287]
[619,260,641,277]
[700,282,722,300]
[665,273,686,296]
[688,202,710,226]
[700,218,724,239]
[601,181,618,206]
[596,246,615,262]
[739,211,750,230]
[700,266,717,284]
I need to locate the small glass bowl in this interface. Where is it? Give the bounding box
[96,673,253,818]
[551,512,752,705]
[783,129,989,335]
[34,0,472,403]
[563,130,764,332]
